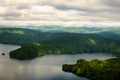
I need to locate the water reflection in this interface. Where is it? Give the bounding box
[0,44,115,80]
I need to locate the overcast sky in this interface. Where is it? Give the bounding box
[0,0,120,27]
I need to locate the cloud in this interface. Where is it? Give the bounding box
[0,0,119,27]
[3,0,37,6]
[103,0,120,8]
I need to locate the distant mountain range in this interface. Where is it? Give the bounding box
[32,26,120,34]
[0,25,120,34]
[0,25,120,41]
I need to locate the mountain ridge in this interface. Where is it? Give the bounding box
[0,28,119,60]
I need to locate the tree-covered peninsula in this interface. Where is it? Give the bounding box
[62,58,120,80]
[10,45,44,60]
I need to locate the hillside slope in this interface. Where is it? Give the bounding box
[0,28,120,60]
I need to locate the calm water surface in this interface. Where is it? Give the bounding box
[0,44,115,80]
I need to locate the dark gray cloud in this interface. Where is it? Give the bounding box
[54,4,82,11]
[1,11,21,20]
[16,5,30,10]
[3,12,21,17]
[103,0,120,8]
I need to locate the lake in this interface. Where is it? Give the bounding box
[0,44,115,80]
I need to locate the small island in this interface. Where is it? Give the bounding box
[2,53,5,56]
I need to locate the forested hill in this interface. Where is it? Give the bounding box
[0,28,56,45]
[0,28,120,45]
[0,28,119,60]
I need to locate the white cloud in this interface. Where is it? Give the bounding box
[0,0,119,27]
[0,6,7,15]
[4,0,37,5]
